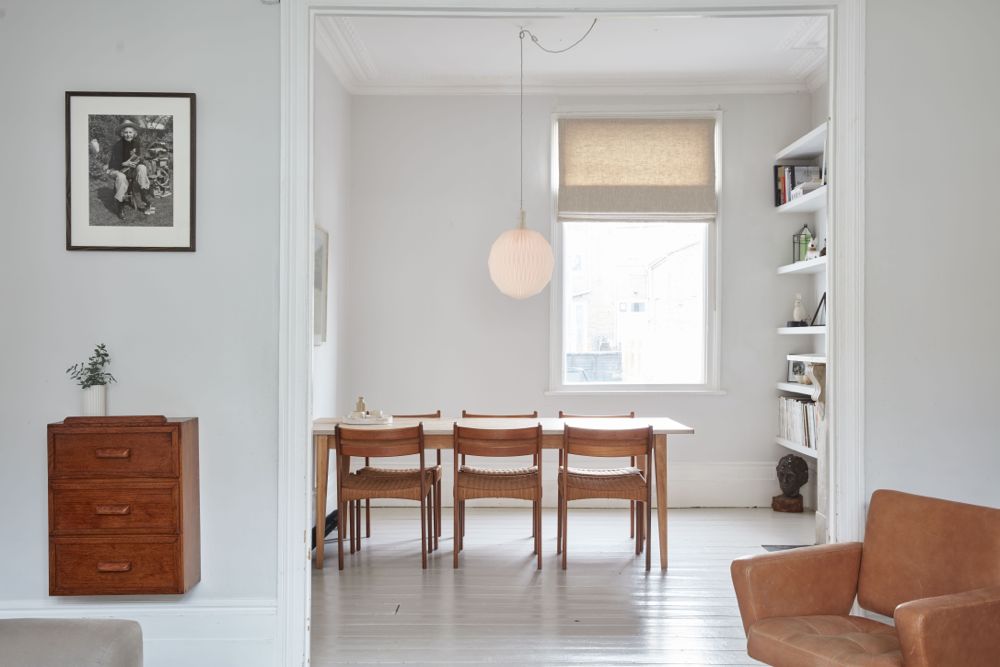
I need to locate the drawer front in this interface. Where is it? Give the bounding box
[50,537,180,595]
[50,430,178,477]
[50,482,179,535]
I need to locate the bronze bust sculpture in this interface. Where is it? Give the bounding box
[772,454,809,513]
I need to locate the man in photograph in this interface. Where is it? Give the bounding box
[107,119,155,220]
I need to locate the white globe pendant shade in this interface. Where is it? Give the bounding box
[488,215,554,299]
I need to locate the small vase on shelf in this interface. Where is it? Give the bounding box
[81,385,108,416]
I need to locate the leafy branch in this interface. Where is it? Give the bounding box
[66,343,117,389]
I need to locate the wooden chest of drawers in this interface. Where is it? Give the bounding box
[48,416,200,595]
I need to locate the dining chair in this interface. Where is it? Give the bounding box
[354,410,443,542]
[559,424,653,571]
[558,411,637,545]
[453,424,543,569]
[335,424,437,570]
[460,410,539,538]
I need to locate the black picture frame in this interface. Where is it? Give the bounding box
[810,292,827,326]
[65,91,196,251]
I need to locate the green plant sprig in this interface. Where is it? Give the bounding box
[66,343,117,389]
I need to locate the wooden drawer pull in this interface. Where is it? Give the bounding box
[95,504,132,516]
[95,448,131,459]
[96,561,132,573]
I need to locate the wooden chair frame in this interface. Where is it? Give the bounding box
[558,425,653,571]
[558,411,638,540]
[452,424,543,569]
[358,411,442,542]
[335,424,436,570]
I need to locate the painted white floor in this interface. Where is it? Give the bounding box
[311,507,814,665]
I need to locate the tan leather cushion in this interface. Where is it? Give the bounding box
[858,490,1000,617]
[748,615,901,667]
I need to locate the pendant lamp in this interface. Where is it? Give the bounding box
[488,28,554,299]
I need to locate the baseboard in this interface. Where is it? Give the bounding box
[339,461,783,509]
[0,598,277,667]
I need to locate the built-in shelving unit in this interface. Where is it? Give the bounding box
[777,256,827,275]
[773,120,830,543]
[777,326,826,335]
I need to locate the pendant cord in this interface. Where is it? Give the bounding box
[521,18,598,54]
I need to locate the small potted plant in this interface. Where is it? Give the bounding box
[66,343,117,416]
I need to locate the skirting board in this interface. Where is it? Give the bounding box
[0,599,277,667]
[324,462,788,509]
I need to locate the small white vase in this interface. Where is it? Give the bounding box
[82,385,108,416]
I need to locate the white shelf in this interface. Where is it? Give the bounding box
[777,256,827,275]
[775,437,818,460]
[778,326,826,335]
[777,382,818,397]
[787,353,827,364]
[776,185,827,213]
[775,122,828,161]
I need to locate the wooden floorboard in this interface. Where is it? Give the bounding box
[311,507,813,665]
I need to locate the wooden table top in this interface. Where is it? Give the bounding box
[313,417,694,436]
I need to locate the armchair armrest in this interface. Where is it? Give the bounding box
[730,542,862,634]
[895,585,1000,667]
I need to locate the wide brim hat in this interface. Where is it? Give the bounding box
[117,119,140,135]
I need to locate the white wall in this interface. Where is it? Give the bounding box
[0,2,281,665]
[342,92,818,507]
[312,55,352,419]
[865,0,1000,507]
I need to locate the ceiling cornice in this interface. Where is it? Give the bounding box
[344,80,813,96]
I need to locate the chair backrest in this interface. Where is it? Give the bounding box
[392,410,441,419]
[857,489,1000,617]
[563,425,652,458]
[558,411,635,418]
[462,410,538,419]
[454,424,542,458]
[335,424,423,458]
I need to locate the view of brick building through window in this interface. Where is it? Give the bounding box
[563,221,707,385]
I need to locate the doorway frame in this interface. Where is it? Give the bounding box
[277,1,865,663]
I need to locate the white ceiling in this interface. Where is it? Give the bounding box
[315,15,828,95]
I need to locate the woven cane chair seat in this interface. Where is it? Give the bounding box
[357,464,443,484]
[457,465,539,499]
[341,468,436,502]
[560,466,647,501]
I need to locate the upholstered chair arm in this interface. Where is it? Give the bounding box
[894,585,1000,667]
[730,542,863,634]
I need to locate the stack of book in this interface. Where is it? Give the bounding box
[778,397,818,449]
[774,165,822,206]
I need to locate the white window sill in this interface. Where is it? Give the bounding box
[545,388,726,396]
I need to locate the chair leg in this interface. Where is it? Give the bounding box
[420,492,428,570]
[355,501,362,552]
[348,500,356,554]
[535,498,542,570]
[460,501,466,547]
[453,492,460,569]
[532,501,538,553]
[556,486,562,554]
[630,501,636,538]
[435,479,442,538]
[365,499,371,538]
[645,495,652,572]
[561,496,568,570]
[635,501,643,555]
[426,486,435,553]
[337,501,345,571]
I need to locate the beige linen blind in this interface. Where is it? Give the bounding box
[558,118,717,218]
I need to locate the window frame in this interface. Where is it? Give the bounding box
[547,107,724,395]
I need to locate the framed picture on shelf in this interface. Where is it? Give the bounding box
[66,91,196,251]
[787,360,809,384]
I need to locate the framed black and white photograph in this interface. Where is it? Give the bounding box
[787,360,808,383]
[66,92,195,251]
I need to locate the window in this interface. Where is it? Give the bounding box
[553,115,719,390]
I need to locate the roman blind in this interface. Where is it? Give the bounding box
[558,118,717,218]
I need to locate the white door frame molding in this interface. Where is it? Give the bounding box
[278,2,865,663]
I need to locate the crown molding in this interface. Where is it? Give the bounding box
[336,79,812,96]
[314,17,376,93]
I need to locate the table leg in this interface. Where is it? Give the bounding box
[655,435,668,571]
[315,434,329,569]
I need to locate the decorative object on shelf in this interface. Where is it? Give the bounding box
[787,360,810,384]
[66,92,195,251]
[66,343,116,416]
[791,225,813,263]
[354,396,366,413]
[772,453,809,513]
[819,239,827,257]
[314,226,329,346]
[786,293,808,327]
[810,292,828,326]
[489,22,597,299]
[804,238,820,260]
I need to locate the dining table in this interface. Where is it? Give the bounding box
[312,416,694,570]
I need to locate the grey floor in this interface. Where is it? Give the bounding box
[311,507,814,665]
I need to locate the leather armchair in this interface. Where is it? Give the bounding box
[731,489,1000,666]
